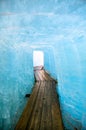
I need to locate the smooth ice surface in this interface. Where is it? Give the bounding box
[0,43,34,129]
[0,0,86,130]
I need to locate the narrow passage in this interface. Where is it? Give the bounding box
[15,66,64,130]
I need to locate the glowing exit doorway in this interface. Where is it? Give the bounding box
[33,51,44,67]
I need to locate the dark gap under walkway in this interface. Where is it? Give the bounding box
[15,66,64,130]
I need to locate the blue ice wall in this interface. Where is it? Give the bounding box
[0,42,34,129]
[0,0,86,130]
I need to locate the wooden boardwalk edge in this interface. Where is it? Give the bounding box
[15,69,64,130]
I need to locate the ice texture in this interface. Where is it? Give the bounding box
[0,0,86,129]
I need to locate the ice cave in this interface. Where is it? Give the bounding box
[0,0,86,130]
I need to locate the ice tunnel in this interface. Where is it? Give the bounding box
[0,0,86,130]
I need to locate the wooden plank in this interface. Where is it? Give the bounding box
[44,70,57,83]
[15,82,40,130]
[40,82,47,130]
[33,82,45,130]
[26,82,45,130]
[37,71,43,81]
[51,81,64,130]
[15,69,64,130]
[39,70,47,81]
[35,71,40,81]
[44,81,53,130]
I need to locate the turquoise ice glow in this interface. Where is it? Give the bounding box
[0,0,86,129]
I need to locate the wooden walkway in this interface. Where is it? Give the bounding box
[15,66,64,130]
